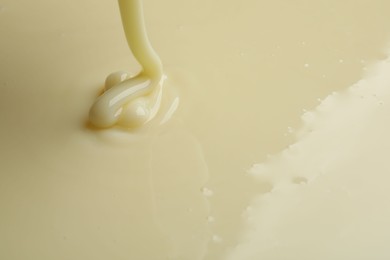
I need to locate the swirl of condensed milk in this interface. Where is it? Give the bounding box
[89,0,163,128]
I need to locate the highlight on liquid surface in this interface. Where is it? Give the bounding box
[89,0,165,129]
[1,0,390,259]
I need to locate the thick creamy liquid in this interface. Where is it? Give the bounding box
[89,0,166,129]
[1,0,390,259]
[227,56,390,259]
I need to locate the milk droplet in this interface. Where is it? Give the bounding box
[212,235,222,243]
[201,187,214,197]
[207,216,215,223]
[245,206,253,213]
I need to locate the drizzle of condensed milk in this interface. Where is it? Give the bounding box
[89,0,164,128]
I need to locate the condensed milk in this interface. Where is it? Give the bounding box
[1,0,390,259]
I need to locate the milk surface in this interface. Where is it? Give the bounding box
[1,0,390,259]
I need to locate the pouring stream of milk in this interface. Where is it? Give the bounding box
[89,0,164,128]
